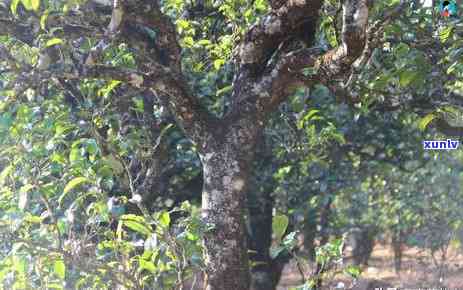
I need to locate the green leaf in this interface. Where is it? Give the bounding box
[302,67,318,77]
[0,164,13,186]
[214,59,225,70]
[197,39,211,46]
[132,97,144,112]
[63,177,90,194]
[305,109,320,120]
[31,0,40,11]
[47,283,64,290]
[387,0,401,5]
[54,259,65,280]
[20,0,32,10]
[176,19,190,32]
[98,80,121,98]
[183,36,194,47]
[398,70,418,87]
[282,231,298,250]
[69,147,81,163]
[440,26,453,43]
[120,215,152,236]
[123,220,152,236]
[120,214,146,223]
[216,85,232,97]
[13,255,26,275]
[60,177,91,205]
[269,245,286,259]
[139,259,156,273]
[393,43,409,58]
[298,109,321,129]
[418,113,436,131]
[102,155,124,175]
[45,38,64,47]
[272,214,289,242]
[10,0,20,15]
[159,211,170,228]
[24,215,43,223]
[40,9,49,30]
[344,265,361,278]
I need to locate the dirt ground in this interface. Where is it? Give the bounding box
[277,243,463,290]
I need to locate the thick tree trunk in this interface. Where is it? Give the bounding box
[200,151,250,289]
[200,120,260,290]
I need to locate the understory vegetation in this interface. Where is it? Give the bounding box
[1,0,463,289]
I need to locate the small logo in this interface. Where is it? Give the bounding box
[440,0,458,17]
[423,139,459,150]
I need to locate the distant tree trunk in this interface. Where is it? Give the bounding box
[248,189,275,290]
[319,196,333,246]
[313,195,333,289]
[248,188,290,290]
[303,196,318,261]
[352,226,376,266]
[391,229,404,274]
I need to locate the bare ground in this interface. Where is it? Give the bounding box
[277,243,463,290]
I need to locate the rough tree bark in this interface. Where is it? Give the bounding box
[0,0,406,289]
[198,116,262,289]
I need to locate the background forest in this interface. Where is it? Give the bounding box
[1,0,463,289]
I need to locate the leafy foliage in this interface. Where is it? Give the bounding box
[1,0,463,289]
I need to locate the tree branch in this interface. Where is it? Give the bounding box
[235,0,323,71]
[254,0,370,112]
[0,0,217,149]
[432,118,463,138]
[0,6,104,44]
[227,0,323,115]
[107,0,217,148]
